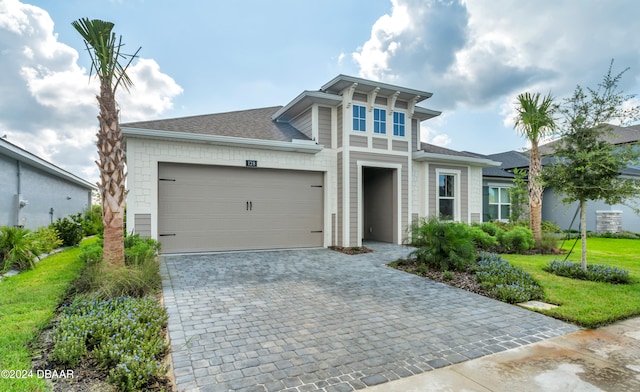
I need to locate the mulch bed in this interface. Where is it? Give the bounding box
[329,246,373,255]
[392,258,492,297]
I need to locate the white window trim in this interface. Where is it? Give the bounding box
[435,168,461,221]
[488,185,512,221]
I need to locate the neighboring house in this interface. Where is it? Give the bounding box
[539,124,640,233]
[0,137,96,230]
[123,75,499,253]
[476,124,640,232]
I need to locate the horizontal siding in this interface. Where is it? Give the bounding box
[290,109,312,139]
[337,151,343,246]
[375,96,388,105]
[350,134,368,148]
[372,137,388,150]
[318,107,331,146]
[353,93,367,103]
[337,106,343,148]
[395,100,408,109]
[134,213,152,237]
[412,119,419,151]
[392,140,408,152]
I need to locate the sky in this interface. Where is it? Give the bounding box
[1,0,640,183]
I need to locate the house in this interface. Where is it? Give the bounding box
[476,124,640,232]
[539,124,640,233]
[0,137,96,230]
[122,75,499,253]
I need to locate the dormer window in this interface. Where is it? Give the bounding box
[393,112,405,137]
[353,105,366,131]
[374,108,386,134]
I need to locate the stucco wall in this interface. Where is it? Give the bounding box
[0,154,92,229]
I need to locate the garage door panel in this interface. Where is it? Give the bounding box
[158,163,323,253]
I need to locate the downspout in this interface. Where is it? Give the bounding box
[16,160,21,227]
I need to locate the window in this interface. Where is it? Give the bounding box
[393,112,405,136]
[353,105,366,131]
[373,108,386,134]
[438,173,456,220]
[488,186,511,221]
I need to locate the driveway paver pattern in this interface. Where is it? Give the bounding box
[160,242,579,392]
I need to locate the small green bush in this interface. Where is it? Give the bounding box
[469,226,498,250]
[0,226,42,271]
[50,215,83,247]
[597,231,640,239]
[51,296,168,391]
[499,226,535,253]
[82,205,103,236]
[410,218,475,271]
[543,260,632,284]
[32,226,63,254]
[535,232,560,254]
[124,234,161,266]
[476,252,544,303]
[541,220,561,233]
[477,221,503,237]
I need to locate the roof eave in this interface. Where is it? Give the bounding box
[272,91,343,122]
[413,150,502,167]
[321,74,433,101]
[122,127,324,154]
[0,140,96,190]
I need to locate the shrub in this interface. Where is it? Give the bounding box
[541,220,561,233]
[477,221,503,237]
[50,215,83,247]
[32,226,63,254]
[499,226,535,253]
[543,260,631,284]
[82,205,103,236]
[74,234,161,298]
[124,234,161,267]
[410,218,475,271]
[476,253,544,303]
[78,241,103,265]
[51,296,168,391]
[0,226,42,271]
[469,226,498,250]
[535,232,560,254]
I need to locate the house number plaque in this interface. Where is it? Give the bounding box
[246,160,258,167]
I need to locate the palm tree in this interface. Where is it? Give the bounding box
[72,18,140,266]
[514,92,557,242]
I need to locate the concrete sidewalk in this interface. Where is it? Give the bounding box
[364,316,640,391]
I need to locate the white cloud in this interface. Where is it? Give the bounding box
[0,0,182,183]
[351,0,640,153]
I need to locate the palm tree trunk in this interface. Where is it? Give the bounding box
[97,81,126,267]
[580,199,587,271]
[529,143,543,242]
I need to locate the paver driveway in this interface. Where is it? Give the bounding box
[160,242,579,392]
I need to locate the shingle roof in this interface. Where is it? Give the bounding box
[538,123,640,155]
[419,142,480,158]
[121,106,311,142]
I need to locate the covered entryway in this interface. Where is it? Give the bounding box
[362,167,397,243]
[158,163,323,253]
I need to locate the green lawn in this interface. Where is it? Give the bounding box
[503,237,640,328]
[0,238,92,392]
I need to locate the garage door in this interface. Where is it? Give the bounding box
[158,163,324,253]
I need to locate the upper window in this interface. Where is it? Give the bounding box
[393,112,405,136]
[438,173,456,220]
[353,105,366,131]
[373,108,386,134]
[488,186,511,221]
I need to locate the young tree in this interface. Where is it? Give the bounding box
[543,62,640,270]
[508,168,528,223]
[514,92,557,242]
[72,18,140,266]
